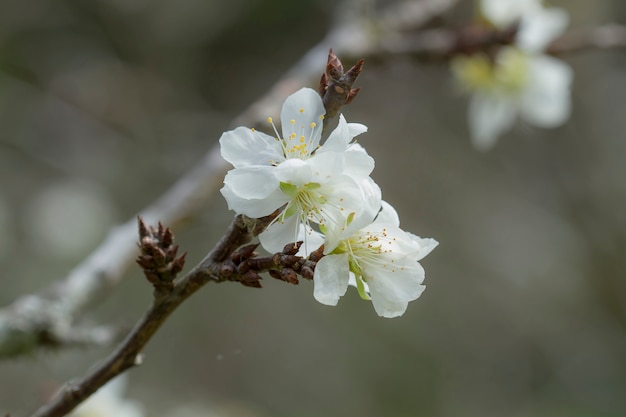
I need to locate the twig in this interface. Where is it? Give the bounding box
[319,49,364,130]
[29,214,275,417]
[31,213,327,417]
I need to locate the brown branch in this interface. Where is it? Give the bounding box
[373,23,626,61]
[548,24,626,55]
[30,214,275,417]
[30,212,327,417]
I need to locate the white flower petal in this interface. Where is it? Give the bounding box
[374,200,400,227]
[520,55,573,127]
[280,88,325,150]
[322,114,352,152]
[223,166,279,199]
[407,235,439,261]
[370,297,410,318]
[362,223,420,258]
[219,126,283,168]
[320,176,380,252]
[274,158,313,186]
[319,115,368,154]
[518,7,569,52]
[468,92,518,151]
[348,122,368,137]
[335,176,381,234]
[313,254,350,306]
[220,183,289,218]
[481,0,541,29]
[344,144,375,177]
[296,227,325,257]
[366,264,426,318]
[307,151,346,183]
[258,214,301,253]
[358,177,383,223]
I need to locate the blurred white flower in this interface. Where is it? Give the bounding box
[219,88,381,253]
[68,376,144,417]
[314,202,438,318]
[452,0,572,150]
[481,0,569,53]
[453,47,573,150]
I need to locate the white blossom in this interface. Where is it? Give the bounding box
[313,202,438,318]
[219,88,381,253]
[452,0,572,150]
[481,0,569,53]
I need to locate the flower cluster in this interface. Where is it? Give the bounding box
[219,88,437,317]
[452,0,573,150]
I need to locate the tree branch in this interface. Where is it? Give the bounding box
[30,211,328,416]
[370,23,626,60]
[548,24,626,55]
[30,214,275,417]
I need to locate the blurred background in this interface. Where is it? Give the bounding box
[1,0,625,416]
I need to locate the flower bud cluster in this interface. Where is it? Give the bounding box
[219,88,437,317]
[136,217,186,292]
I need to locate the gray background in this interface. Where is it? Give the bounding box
[1,0,625,416]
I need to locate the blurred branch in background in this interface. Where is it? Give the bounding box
[0,0,460,359]
[351,23,626,61]
[548,23,626,54]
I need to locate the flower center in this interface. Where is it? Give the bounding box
[334,227,400,278]
[267,114,325,160]
[280,182,327,222]
[452,47,529,94]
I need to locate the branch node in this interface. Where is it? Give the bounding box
[136,217,187,292]
[320,49,365,124]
